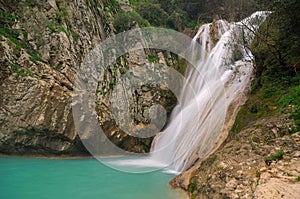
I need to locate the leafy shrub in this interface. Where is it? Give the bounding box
[113,11,149,33]
[188,182,196,193]
[0,8,17,26]
[147,55,159,63]
[250,104,258,113]
[166,9,189,31]
[136,3,168,27]
[11,64,33,77]
[119,67,128,75]
[264,150,284,166]
[279,85,300,131]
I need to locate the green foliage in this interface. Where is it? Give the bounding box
[46,19,70,36]
[30,53,44,63]
[96,89,102,94]
[19,0,39,7]
[166,9,189,31]
[45,0,71,36]
[232,0,300,136]
[129,0,192,30]
[231,78,300,135]
[11,64,33,77]
[279,86,300,108]
[0,26,44,64]
[129,0,146,6]
[295,176,300,182]
[113,11,149,33]
[136,3,168,27]
[0,8,46,64]
[95,102,102,110]
[109,81,116,89]
[0,9,23,49]
[191,192,197,199]
[264,150,284,166]
[272,0,300,62]
[147,55,159,63]
[56,0,67,9]
[129,0,272,30]
[188,182,197,199]
[188,182,196,193]
[103,0,120,11]
[100,0,121,33]
[119,67,128,75]
[175,56,188,75]
[251,0,300,82]
[0,26,20,46]
[0,8,17,26]
[56,9,69,22]
[280,85,300,132]
[250,104,258,113]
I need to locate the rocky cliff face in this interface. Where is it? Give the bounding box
[0,0,177,155]
[170,113,300,199]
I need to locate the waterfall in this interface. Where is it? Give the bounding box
[150,11,270,173]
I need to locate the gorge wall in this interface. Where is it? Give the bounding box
[1,0,299,198]
[0,0,177,155]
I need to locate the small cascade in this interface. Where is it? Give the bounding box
[150,11,270,173]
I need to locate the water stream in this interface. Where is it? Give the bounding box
[150,11,270,173]
[105,12,270,174]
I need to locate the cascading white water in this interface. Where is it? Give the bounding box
[106,12,270,174]
[150,11,271,173]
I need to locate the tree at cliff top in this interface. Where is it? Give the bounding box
[232,0,300,135]
[130,0,273,30]
[251,0,300,82]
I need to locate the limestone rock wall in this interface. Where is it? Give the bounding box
[171,114,300,198]
[0,0,177,155]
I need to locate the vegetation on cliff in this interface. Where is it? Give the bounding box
[232,0,300,135]
[128,0,274,31]
[181,1,300,197]
[0,0,299,189]
[0,0,179,155]
[1,1,299,198]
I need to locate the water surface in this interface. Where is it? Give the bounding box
[0,157,185,199]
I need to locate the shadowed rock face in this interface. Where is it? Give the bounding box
[0,0,177,155]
